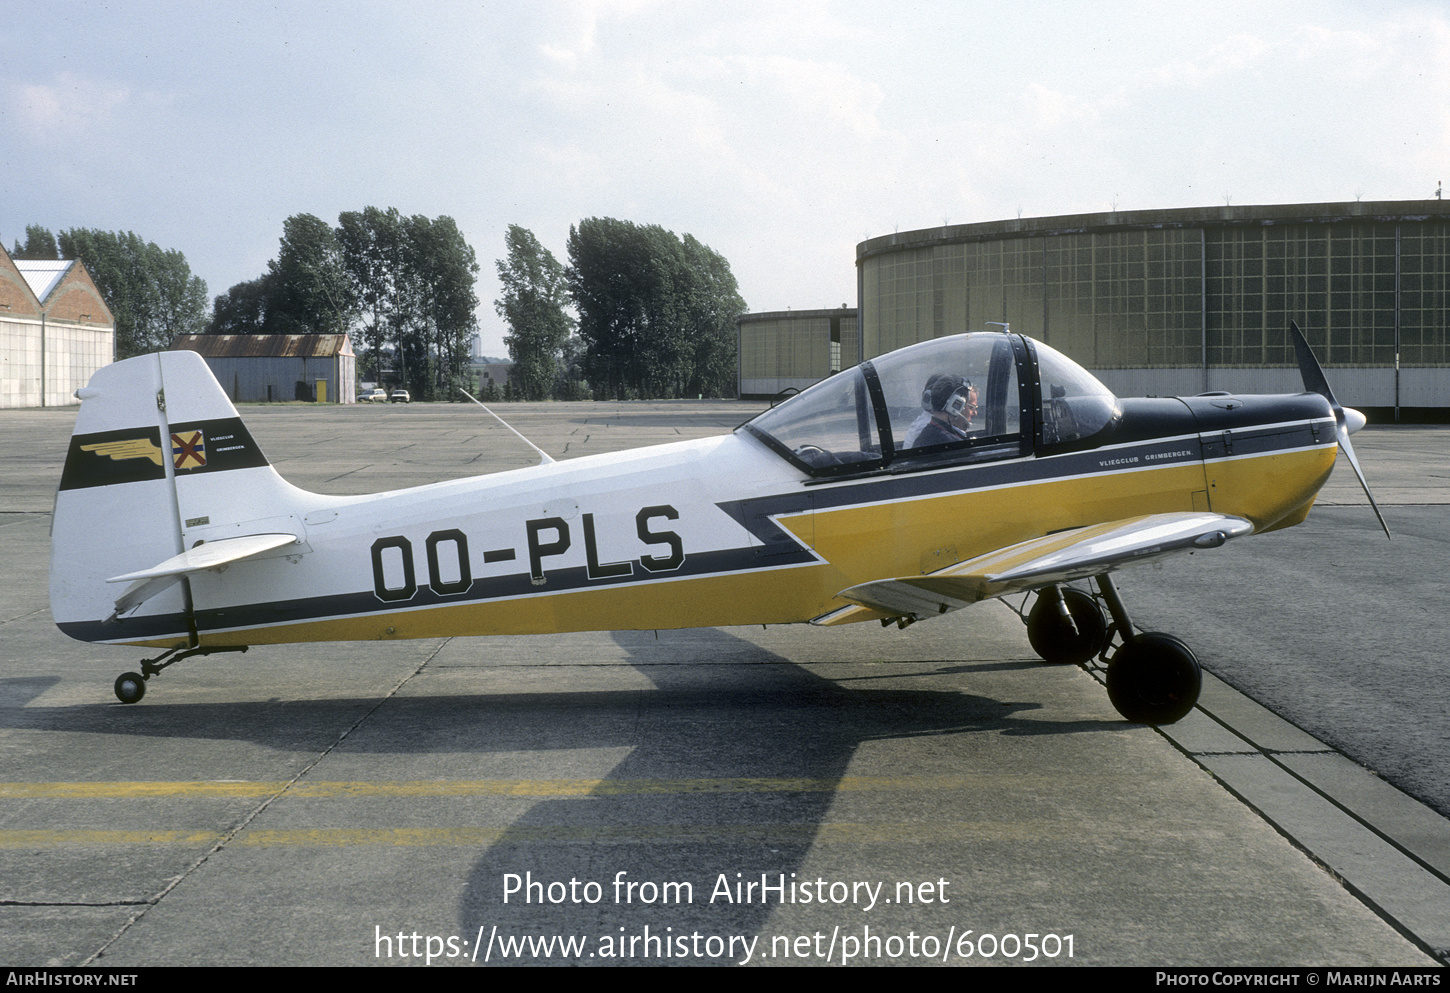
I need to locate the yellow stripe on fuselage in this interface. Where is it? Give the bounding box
[805,459,1212,587]
[1204,445,1338,531]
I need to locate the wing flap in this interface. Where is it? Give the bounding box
[809,604,895,627]
[831,512,1252,622]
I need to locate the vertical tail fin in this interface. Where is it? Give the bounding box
[51,351,303,645]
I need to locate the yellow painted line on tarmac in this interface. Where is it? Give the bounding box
[0,829,225,847]
[0,781,286,798]
[0,776,1080,847]
[0,774,1062,800]
[0,821,1064,848]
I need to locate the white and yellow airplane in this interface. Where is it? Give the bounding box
[50,324,1384,724]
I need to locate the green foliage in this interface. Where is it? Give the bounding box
[336,207,406,382]
[495,225,573,401]
[266,214,354,336]
[392,214,480,401]
[57,228,208,358]
[12,224,59,260]
[210,276,274,335]
[566,218,744,399]
[209,214,354,339]
[212,209,480,401]
[554,333,590,399]
[679,234,747,398]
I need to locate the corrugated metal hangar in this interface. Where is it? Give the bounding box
[739,200,1450,416]
[737,307,858,400]
[170,333,357,403]
[856,200,1450,417]
[0,244,114,408]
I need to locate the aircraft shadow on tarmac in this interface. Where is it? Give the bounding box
[0,635,1120,749]
[451,628,1117,961]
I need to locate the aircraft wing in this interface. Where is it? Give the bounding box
[813,512,1253,626]
[105,532,302,619]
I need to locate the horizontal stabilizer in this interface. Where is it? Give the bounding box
[108,533,301,584]
[106,533,302,619]
[825,512,1252,623]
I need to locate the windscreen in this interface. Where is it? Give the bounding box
[1031,339,1122,445]
[743,366,882,472]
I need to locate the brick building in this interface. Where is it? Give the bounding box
[0,244,114,407]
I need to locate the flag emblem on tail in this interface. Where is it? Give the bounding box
[172,431,207,470]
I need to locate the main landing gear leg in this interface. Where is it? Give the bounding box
[1095,574,1201,726]
[113,645,249,704]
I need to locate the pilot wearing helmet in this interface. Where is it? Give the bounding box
[905,373,978,448]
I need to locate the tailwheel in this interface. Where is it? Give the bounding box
[1105,633,1201,726]
[111,644,250,704]
[1027,586,1107,665]
[114,671,146,704]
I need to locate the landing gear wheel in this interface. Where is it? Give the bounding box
[1106,633,1201,725]
[114,672,147,704]
[1027,588,1107,664]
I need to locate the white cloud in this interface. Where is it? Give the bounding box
[1022,82,1103,130]
[9,72,132,146]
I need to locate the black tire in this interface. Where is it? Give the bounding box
[1027,587,1107,664]
[1106,633,1201,725]
[114,672,146,704]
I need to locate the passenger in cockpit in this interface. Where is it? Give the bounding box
[905,374,978,448]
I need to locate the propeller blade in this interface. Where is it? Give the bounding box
[1289,322,1391,539]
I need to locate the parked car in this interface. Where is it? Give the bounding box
[360,388,387,402]
[389,389,411,403]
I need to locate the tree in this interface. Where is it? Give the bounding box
[198,208,480,398]
[57,229,208,357]
[567,218,660,399]
[555,333,590,400]
[424,216,483,399]
[11,224,58,260]
[265,214,354,336]
[389,214,479,400]
[209,276,275,335]
[678,234,746,398]
[567,218,745,399]
[337,207,406,382]
[208,215,354,338]
[495,225,573,401]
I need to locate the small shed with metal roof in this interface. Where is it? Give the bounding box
[170,333,357,403]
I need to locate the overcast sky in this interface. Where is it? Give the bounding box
[4,1,1447,355]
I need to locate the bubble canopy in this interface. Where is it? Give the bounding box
[740,333,1122,477]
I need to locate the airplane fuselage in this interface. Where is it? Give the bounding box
[59,394,1335,650]
[50,339,1341,652]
